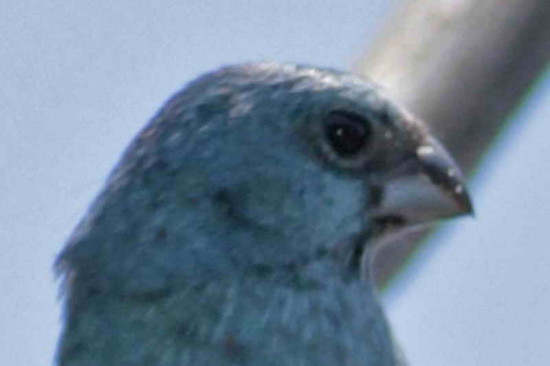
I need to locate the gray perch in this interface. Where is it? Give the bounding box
[359,0,550,286]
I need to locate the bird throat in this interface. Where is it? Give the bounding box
[57,229,392,366]
[58,248,395,366]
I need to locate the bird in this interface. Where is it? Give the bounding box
[55,62,472,366]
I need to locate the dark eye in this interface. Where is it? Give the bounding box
[325,111,372,157]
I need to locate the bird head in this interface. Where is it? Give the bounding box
[60,63,472,294]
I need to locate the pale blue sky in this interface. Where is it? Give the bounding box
[1,1,548,365]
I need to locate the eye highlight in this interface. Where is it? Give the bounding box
[324,111,372,158]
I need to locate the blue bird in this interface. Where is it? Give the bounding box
[56,63,472,366]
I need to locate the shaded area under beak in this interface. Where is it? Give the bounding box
[371,137,473,228]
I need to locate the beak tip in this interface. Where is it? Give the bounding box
[463,200,475,218]
[453,183,474,218]
[417,139,474,220]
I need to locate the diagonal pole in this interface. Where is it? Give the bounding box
[356,0,550,287]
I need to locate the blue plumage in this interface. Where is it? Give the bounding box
[56,63,471,365]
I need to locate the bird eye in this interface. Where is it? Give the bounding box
[325,111,372,157]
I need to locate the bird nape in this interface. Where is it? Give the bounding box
[55,63,472,366]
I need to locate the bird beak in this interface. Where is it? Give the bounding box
[371,137,473,227]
